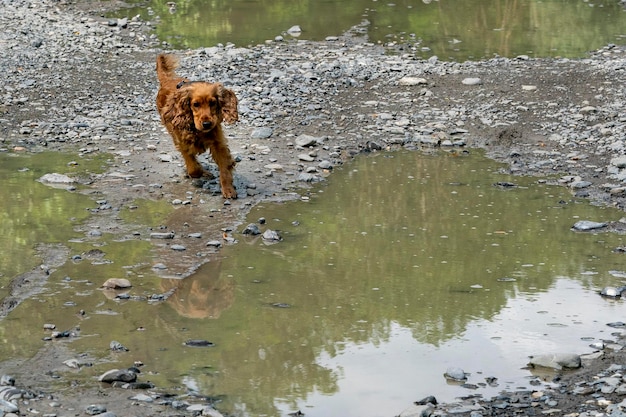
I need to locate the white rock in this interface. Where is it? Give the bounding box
[130,393,154,402]
[610,156,626,168]
[38,173,74,184]
[286,25,301,35]
[264,163,284,171]
[102,278,132,289]
[528,353,581,370]
[0,398,18,413]
[572,220,607,231]
[580,105,597,113]
[461,77,481,85]
[444,366,467,381]
[398,76,427,86]
[295,134,321,147]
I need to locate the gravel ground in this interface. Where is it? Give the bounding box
[1,0,626,416]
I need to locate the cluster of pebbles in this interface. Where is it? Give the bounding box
[1,0,626,416]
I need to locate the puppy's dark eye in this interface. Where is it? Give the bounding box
[192,102,200,108]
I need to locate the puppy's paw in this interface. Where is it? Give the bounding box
[186,167,205,178]
[222,186,237,199]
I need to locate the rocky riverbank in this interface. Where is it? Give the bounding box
[1,0,626,416]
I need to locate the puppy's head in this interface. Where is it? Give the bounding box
[163,82,238,132]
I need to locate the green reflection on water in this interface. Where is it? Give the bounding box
[119,198,174,227]
[208,150,626,415]
[0,152,109,285]
[1,150,625,417]
[118,0,626,60]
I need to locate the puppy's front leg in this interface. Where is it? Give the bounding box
[181,151,205,178]
[209,141,237,199]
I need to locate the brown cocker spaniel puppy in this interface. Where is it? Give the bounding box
[156,54,239,199]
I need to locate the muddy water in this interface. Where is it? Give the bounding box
[118,0,626,60]
[2,150,626,417]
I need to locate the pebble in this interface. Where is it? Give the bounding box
[443,367,467,381]
[264,163,284,171]
[398,76,427,86]
[528,353,582,370]
[98,369,137,383]
[0,376,14,386]
[242,224,261,235]
[150,232,175,239]
[129,393,153,402]
[262,229,281,242]
[572,220,608,231]
[110,341,129,351]
[85,404,107,415]
[295,135,321,147]
[101,278,132,289]
[600,286,626,297]
[251,127,273,139]
[461,77,481,85]
[38,173,74,184]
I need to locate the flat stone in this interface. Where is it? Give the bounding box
[39,173,74,184]
[462,77,481,85]
[251,127,273,139]
[572,221,608,231]
[102,278,132,289]
[295,134,321,147]
[398,76,427,86]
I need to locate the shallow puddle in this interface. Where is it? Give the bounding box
[214,150,626,415]
[1,150,626,417]
[118,0,626,60]
[0,152,109,292]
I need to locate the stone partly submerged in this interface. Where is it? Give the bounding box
[38,173,74,184]
[101,278,132,289]
[443,367,467,381]
[527,353,582,370]
[571,220,608,231]
[600,286,626,297]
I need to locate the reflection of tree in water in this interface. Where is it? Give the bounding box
[234,150,622,351]
[127,0,626,60]
[0,152,103,283]
[130,150,625,416]
[161,259,235,319]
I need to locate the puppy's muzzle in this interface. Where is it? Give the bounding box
[201,121,214,130]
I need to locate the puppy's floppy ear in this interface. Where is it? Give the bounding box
[218,85,239,124]
[161,88,193,130]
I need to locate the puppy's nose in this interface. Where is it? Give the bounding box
[202,121,213,130]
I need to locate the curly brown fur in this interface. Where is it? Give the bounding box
[156,54,239,199]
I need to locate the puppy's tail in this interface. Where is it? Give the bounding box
[156,54,179,84]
